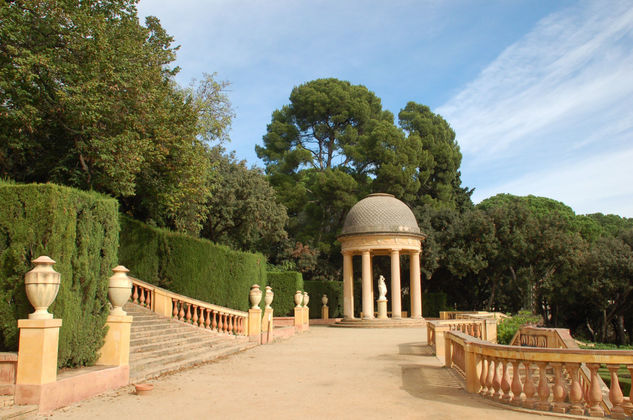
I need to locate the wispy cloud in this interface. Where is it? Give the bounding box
[437,1,633,216]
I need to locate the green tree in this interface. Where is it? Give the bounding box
[257,78,471,279]
[201,147,287,255]
[0,1,233,235]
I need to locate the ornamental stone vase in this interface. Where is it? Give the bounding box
[249,284,262,309]
[264,286,274,309]
[108,265,132,316]
[24,256,61,320]
[322,294,328,307]
[303,292,310,307]
[294,291,303,308]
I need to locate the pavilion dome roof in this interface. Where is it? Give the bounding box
[339,193,422,237]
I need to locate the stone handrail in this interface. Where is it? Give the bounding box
[130,277,248,336]
[440,311,509,321]
[444,330,633,417]
[510,326,578,349]
[428,318,497,364]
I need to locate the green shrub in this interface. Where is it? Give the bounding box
[266,271,303,316]
[0,182,119,367]
[497,310,541,344]
[423,292,448,318]
[304,280,343,319]
[119,215,266,311]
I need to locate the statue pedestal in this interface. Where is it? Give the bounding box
[321,305,329,320]
[377,299,388,319]
[97,315,133,366]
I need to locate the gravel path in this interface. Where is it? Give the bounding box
[43,326,542,419]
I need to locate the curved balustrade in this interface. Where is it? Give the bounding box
[445,330,633,418]
[130,277,248,336]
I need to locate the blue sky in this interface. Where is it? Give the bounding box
[138,0,633,217]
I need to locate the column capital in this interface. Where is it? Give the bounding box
[390,249,400,256]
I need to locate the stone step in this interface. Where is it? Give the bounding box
[130,328,209,347]
[130,335,228,360]
[130,343,257,383]
[0,402,38,420]
[331,318,426,328]
[129,340,255,383]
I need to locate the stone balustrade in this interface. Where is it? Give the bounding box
[130,277,248,336]
[444,330,633,418]
[510,325,579,349]
[428,319,497,364]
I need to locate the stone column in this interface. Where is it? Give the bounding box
[410,251,422,319]
[343,252,354,319]
[390,250,402,319]
[361,251,373,319]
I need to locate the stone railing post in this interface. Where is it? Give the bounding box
[321,294,329,320]
[483,319,498,343]
[464,343,480,393]
[302,292,310,329]
[294,291,304,331]
[261,286,274,344]
[97,266,133,367]
[153,288,172,317]
[444,333,453,368]
[434,325,449,365]
[15,256,63,406]
[247,285,263,343]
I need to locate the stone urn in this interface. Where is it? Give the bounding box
[294,290,303,308]
[264,285,274,309]
[24,256,61,320]
[250,284,262,309]
[303,292,310,307]
[108,265,132,316]
[322,294,328,307]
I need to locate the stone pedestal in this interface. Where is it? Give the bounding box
[294,307,303,331]
[16,319,62,386]
[377,299,388,319]
[261,308,274,344]
[97,315,133,366]
[248,308,262,342]
[321,305,329,320]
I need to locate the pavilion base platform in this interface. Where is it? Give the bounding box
[331,318,426,328]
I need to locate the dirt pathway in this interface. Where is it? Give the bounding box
[43,326,541,419]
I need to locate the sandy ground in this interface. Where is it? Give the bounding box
[42,326,543,420]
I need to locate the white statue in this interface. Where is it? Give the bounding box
[377,275,387,300]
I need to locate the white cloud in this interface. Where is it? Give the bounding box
[473,147,633,217]
[437,0,633,216]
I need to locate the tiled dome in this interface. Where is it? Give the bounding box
[340,193,421,236]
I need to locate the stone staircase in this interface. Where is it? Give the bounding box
[126,303,257,383]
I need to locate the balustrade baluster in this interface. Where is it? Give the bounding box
[222,313,228,333]
[536,362,551,411]
[212,310,218,331]
[199,307,205,328]
[500,359,512,403]
[132,285,139,303]
[608,364,626,419]
[625,365,633,415]
[178,300,185,321]
[192,305,199,326]
[492,358,502,399]
[218,311,223,333]
[172,299,178,319]
[229,315,234,335]
[185,303,191,323]
[205,309,211,329]
[566,363,585,416]
[510,360,523,406]
[587,363,604,417]
[139,287,146,306]
[486,358,495,398]
[551,363,568,413]
[239,317,244,334]
[523,362,537,409]
[479,357,489,396]
[146,289,151,309]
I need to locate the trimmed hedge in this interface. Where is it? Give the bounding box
[304,280,343,319]
[119,216,266,312]
[0,182,119,367]
[266,271,303,316]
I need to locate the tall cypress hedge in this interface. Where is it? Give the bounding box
[0,182,119,367]
[266,271,304,316]
[119,216,266,311]
[304,280,343,319]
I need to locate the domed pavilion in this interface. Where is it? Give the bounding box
[338,193,425,321]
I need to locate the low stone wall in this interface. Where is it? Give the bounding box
[0,352,17,395]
